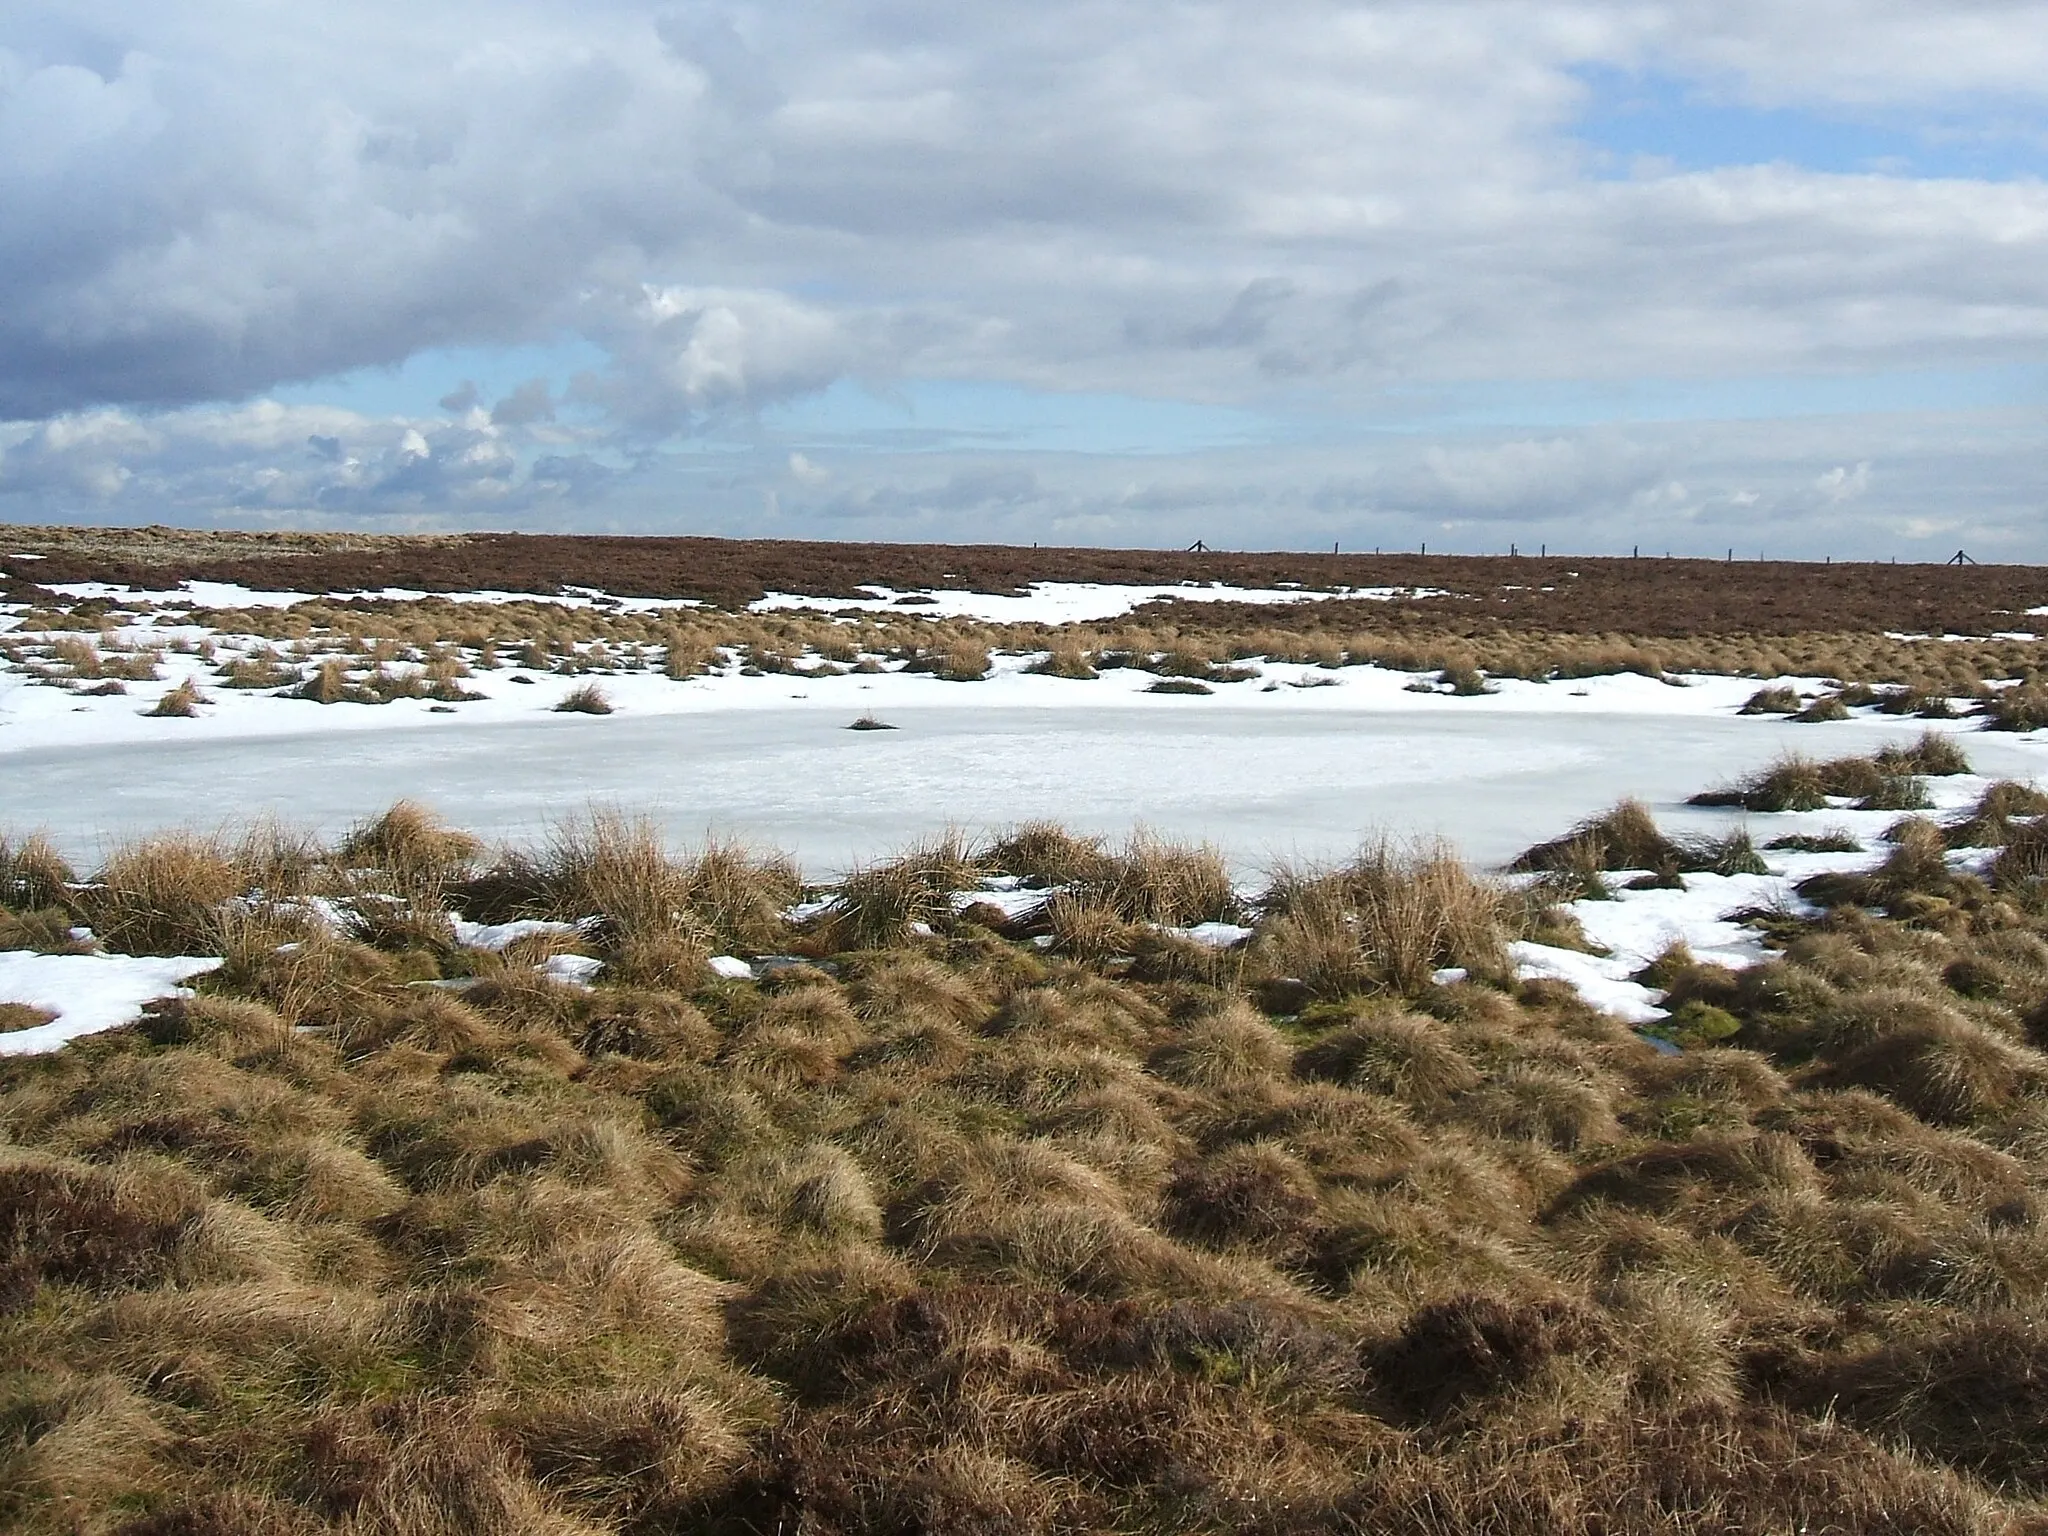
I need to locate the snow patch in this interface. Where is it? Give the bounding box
[1510,941,1668,1025]
[1170,921,1256,948]
[0,951,224,1055]
[750,581,1438,625]
[452,917,583,950]
[540,954,604,987]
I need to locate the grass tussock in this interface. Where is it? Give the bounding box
[11,803,2048,1533]
[1691,743,1949,814]
[1256,840,1508,996]
[144,678,206,717]
[1510,799,1768,888]
[554,680,613,714]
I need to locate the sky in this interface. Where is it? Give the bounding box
[1,1,2046,558]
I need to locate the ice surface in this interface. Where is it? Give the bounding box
[9,702,2038,877]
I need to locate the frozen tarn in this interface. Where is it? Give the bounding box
[0,950,224,1055]
[8,627,2015,760]
[11,706,2045,876]
[749,581,1443,624]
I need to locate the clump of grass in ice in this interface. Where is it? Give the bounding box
[555,681,613,714]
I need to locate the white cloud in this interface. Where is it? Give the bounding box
[1815,460,1873,501]
[2,2,2046,544]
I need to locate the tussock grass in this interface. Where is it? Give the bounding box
[337,800,482,880]
[986,821,1114,887]
[1878,729,1972,776]
[143,677,206,717]
[827,831,985,950]
[1508,799,1765,883]
[12,804,2048,1532]
[1256,840,1508,996]
[1738,684,1801,714]
[1946,780,2048,848]
[1984,685,2048,731]
[79,834,244,954]
[1,833,74,910]
[1027,645,1099,679]
[1691,746,1940,815]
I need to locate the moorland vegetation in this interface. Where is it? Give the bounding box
[9,740,2048,1533]
[12,579,2048,723]
[4,523,2045,637]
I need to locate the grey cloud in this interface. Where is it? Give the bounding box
[6,1,2040,424]
[4,1,2048,547]
[5,397,2045,560]
[490,379,556,428]
[0,400,608,522]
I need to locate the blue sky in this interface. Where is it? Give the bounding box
[3,1,2047,555]
[1574,65,2048,182]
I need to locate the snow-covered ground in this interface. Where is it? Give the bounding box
[30,578,705,615]
[749,580,1441,623]
[0,951,221,1055]
[18,576,1399,626]
[1508,767,2001,1025]
[5,575,2047,1047]
[1,625,2018,760]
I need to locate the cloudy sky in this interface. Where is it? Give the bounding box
[2,1,2045,556]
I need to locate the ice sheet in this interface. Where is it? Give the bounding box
[8,703,2039,877]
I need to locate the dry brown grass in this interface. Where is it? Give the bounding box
[1,834,75,910]
[10,801,2048,1534]
[825,831,984,950]
[80,834,244,954]
[1256,840,1509,997]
